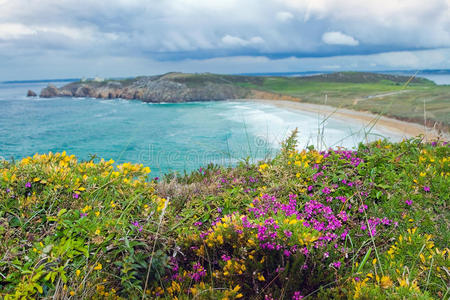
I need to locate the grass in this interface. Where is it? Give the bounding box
[238,75,449,132]
[160,71,450,132]
[1,133,449,299]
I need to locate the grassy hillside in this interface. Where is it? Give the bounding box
[1,134,449,299]
[231,73,449,132]
[72,72,449,131]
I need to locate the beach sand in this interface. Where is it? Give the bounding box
[241,99,448,141]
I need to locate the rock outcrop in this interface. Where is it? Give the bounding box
[36,73,252,103]
[27,90,37,97]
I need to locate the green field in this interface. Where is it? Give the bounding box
[232,73,450,132]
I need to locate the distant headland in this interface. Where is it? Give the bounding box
[29,71,449,135]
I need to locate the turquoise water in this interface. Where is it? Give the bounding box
[0,81,399,176]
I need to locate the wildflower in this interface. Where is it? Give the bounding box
[405,199,413,206]
[80,213,87,218]
[25,182,31,188]
[95,228,100,235]
[423,186,430,192]
[332,261,341,269]
[257,273,265,281]
[292,291,304,300]
[358,204,368,213]
[72,193,80,199]
[259,163,268,172]
[321,187,331,194]
[221,255,231,261]
[380,275,393,289]
[131,221,143,232]
[76,269,81,276]
[94,263,102,270]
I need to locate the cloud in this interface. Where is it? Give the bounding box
[222,35,265,47]
[0,0,449,79]
[276,11,294,22]
[0,23,36,40]
[322,31,359,46]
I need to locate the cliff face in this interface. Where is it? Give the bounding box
[39,73,251,102]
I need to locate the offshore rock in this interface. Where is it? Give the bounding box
[27,90,37,97]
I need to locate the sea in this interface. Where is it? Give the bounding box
[1,72,448,176]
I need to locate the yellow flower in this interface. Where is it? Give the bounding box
[95,211,100,217]
[216,235,224,244]
[75,269,81,276]
[258,163,268,172]
[70,291,75,296]
[236,293,243,298]
[95,228,100,235]
[94,263,102,270]
[380,276,393,289]
[257,273,265,281]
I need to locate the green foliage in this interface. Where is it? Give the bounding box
[1,137,449,299]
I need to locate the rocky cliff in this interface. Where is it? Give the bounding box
[39,73,254,102]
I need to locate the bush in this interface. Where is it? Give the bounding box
[1,135,448,299]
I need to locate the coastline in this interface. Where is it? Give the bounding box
[239,99,449,141]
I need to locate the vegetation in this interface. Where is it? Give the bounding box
[232,72,449,132]
[56,72,450,132]
[1,132,449,299]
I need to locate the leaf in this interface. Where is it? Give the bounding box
[57,209,67,217]
[357,248,372,274]
[32,272,43,282]
[34,283,43,294]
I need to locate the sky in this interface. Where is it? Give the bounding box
[0,0,450,80]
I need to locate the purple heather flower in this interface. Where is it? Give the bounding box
[405,199,413,206]
[25,182,31,188]
[221,254,231,261]
[72,193,80,199]
[193,221,203,227]
[80,213,87,218]
[131,221,143,232]
[191,262,206,282]
[321,187,331,194]
[332,261,341,269]
[292,291,304,300]
[423,186,430,192]
[358,204,368,213]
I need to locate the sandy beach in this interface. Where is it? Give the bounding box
[241,99,448,141]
